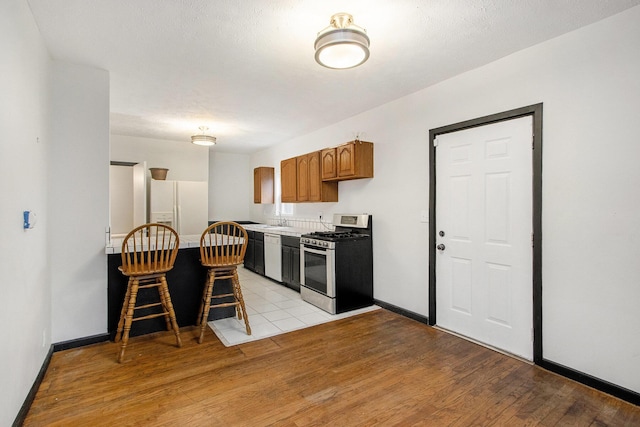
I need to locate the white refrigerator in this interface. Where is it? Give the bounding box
[150,180,208,235]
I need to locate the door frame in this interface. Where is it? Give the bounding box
[428,103,543,363]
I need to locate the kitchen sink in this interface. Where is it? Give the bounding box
[250,224,292,230]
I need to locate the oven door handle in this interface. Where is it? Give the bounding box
[302,245,333,255]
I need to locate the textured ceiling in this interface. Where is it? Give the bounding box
[27,0,640,153]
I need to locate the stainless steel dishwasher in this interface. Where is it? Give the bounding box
[264,233,282,282]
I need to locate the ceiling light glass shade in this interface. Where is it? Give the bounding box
[191,126,216,146]
[315,13,370,70]
[191,134,216,146]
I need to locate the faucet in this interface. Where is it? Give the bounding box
[277,216,288,227]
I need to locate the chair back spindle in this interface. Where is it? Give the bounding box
[200,222,247,268]
[121,224,179,275]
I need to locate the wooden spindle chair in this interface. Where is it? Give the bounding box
[197,221,251,343]
[115,223,182,363]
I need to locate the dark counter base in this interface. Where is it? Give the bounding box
[108,247,235,340]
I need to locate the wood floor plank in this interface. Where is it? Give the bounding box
[23,310,640,426]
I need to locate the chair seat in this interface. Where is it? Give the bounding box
[201,262,242,269]
[118,266,173,276]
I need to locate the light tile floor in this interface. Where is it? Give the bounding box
[208,267,379,346]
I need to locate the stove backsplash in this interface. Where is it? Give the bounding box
[266,216,334,232]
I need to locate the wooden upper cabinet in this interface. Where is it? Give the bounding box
[296,155,309,202]
[308,151,338,202]
[321,148,337,180]
[322,141,374,181]
[254,167,274,204]
[280,158,297,203]
[281,153,337,203]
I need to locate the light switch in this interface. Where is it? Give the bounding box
[420,210,429,223]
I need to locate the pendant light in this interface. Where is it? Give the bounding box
[314,13,370,70]
[191,126,216,146]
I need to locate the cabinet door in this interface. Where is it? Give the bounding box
[308,152,322,202]
[281,246,292,285]
[335,141,374,180]
[309,151,338,202]
[254,167,274,204]
[280,158,297,202]
[292,246,301,287]
[296,155,309,202]
[321,148,337,180]
[337,143,356,177]
[245,235,255,271]
[253,168,260,203]
[255,239,265,275]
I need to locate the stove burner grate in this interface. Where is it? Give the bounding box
[303,231,369,241]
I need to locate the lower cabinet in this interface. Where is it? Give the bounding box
[246,230,299,292]
[281,236,301,291]
[245,230,255,270]
[254,232,265,276]
[244,230,264,275]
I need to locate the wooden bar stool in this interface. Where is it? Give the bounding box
[197,221,251,343]
[115,223,182,363]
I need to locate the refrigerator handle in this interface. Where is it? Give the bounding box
[176,205,181,234]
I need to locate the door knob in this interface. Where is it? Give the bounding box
[437,244,445,251]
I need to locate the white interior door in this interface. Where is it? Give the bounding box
[435,116,533,360]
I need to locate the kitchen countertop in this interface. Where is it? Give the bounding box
[242,224,307,237]
[105,234,202,254]
[105,224,307,254]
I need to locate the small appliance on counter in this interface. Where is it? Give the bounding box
[300,213,373,314]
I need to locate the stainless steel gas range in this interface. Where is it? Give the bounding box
[300,213,373,314]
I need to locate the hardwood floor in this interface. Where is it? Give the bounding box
[24,310,640,426]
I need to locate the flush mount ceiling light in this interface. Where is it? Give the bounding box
[191,126,216,146]
[314,13,370,70]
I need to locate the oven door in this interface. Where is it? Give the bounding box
[301,244,335,298]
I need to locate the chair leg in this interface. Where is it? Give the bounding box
[160,276,182,348]
[196,270,210,326]
[198,270,216,344]
[233,271,251,335]
[117,279,140,363]
[115,278,133,343]
[157,278,172,332]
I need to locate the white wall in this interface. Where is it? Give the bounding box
[111,134,209,182]
[252,7,640,394]
[109,165,134,234]
[209,152,252,221]
[49,62,110,343]
[0,1,52,424]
